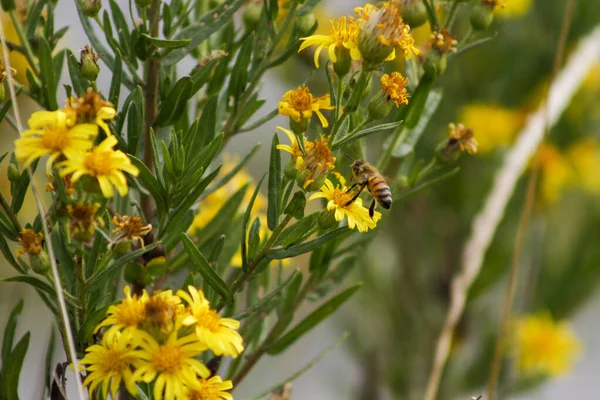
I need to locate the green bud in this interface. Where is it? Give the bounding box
[113,240,132,255]
[30,251,50,274]
[7,163,19,181]
[284,159,298,180]
[402,2,428,28]
[295,169,310,188]
[368,91,393,120]
[78,0,102,17]
[242,2,263,32]
[470,2,495,31]
[284,191,306,220]
[333,48,352,78]
[289,117,309,135]
[422,51,447,78]
[307,174,326,192]
[435,139,461,165]
[317,210,337,230]
[0,0,15,12]
[79,45,101,82]
[357,29,394,67]
[297,13,317,36]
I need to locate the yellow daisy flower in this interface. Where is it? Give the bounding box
[59,135,139,198]
[80,330,141,399]
[131,330,210,400]
[308,177,381,232]
[513,313,581,377]
[277,126,336,190]
[142,289,183,333]
[185,376,234,400]
[14,110,96,175]
[380,72,410,107]
[298,16,361,68]
[15,228,43,257]
[278,85,334,129]
[94,286,149,333]
[65,88,117,136]
[178,286,244,358]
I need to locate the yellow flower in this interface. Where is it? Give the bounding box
[14,110,96,175]
[536,144,572,205]
[380,72,409,107]
[567,138,600,195]
[495,0,533,18]
[355,1,419,65]
[514,313,581,377]
[142,290,183,334]
[185,376,234,400]
[59,135,139,198]
[113,214,153,246]
[131,330,210,400]
[298,16,361,68]
[178,286,244,358]
[80,330,141,399]
[15,228,43,257]
[65,88,117,136]
[276,126,336,190]
[309,178,381,232]
[278,85,334,128]
[459,103,524,153]
[94,286,149,333]
[66,202,103,241]
[448,123,478,154]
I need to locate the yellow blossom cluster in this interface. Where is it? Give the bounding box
[14,89,138,198]
[82,285,240,400]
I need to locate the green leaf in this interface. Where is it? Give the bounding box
[267,284,361,354]
[0,275,78,308]
[297,0,323,16]
[38,37,58,110]
[127,103,142,155]
[267,227,350,259]
[190,57,220,95]
[162,210,194,253]
[235,269,300,320]
[242,174,266,272]
[109,0,134,62]
[10,158,37,214]
[53,50,66,87]
[0,332,30,399]
[404,73,434,129]
[276,213,319,248]
[76,303,115,343]
[198,183,247,246]
[129,155,168,218]
[248,217,262,261]
[183,132,223,192]
[267,134,282,231]
[26,0,46,39]
[141,34,191,49]
[109,49,123,106]
[1,299,23,365]
[155,77,193,126]
[181,233,233,305]
[236,99,268,131]
[333,121,404,149]
[227,33,254,99]
[43,328,55,393]
[163,0,244,66]
[0,232,24,273]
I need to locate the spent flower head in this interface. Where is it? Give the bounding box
[65,88,116,136]
[112,214,153,246]
[16,228,43,257]
[67,202,103,241]
[278,85,334,132]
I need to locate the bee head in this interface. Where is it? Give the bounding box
[351,159,364,174]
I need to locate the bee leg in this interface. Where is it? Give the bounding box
[369,199,376,219]
[343,183,359,194]
[345,183,367,206]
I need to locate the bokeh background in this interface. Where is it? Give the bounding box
[1,0,599,398]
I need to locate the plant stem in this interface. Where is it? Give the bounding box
[75,249,88,329]
[141,0,162,223]
[8,11,39,77]
[377,126,407,171]
[0,191,22,233]
[443,0,461,28]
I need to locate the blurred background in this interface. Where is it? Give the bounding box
[1,0,600,399]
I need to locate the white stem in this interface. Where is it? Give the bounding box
[0,18,87,400]
[424,25,600,400]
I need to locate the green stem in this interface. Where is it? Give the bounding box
[422,0,439,31]
[334,77,343,122]
[0,191,22,233]
[8,11,38,77]
[416,158,439,182]
[377,126,407,171]
[75,248,87,330]
[443,0,461,28]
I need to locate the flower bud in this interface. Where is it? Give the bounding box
[422,51,447,78]
[78,0,102,17]
[242,2,263,32]
[297,13,317,36]
[113,240,132,255]
[30,251,51,274]
[284,191,306,220]
[318,210,337,230]
[289,117,309,135]
[307,174,326,192]
[284,159,298,180]
[7,163,19,181]
[402,1,428,28]
[470,1,495,31]
[368,91,393,120]
[0,0,14,12]
[435,139,461,165]
[333,47,352,78]
[79,45,101,82]
[295,169,310,188]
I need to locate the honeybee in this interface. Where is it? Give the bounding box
[345,159,392,218]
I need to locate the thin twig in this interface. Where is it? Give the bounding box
[486,1,576,398]
[0,17,86,400]
[423,24,600,400]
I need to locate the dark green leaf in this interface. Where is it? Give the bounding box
[43,328,55,393]
[0,232,24,273]
[109,0,134,62]
[267,228,350,260]
[155,77,193,126]
[162,210,194,253]
[267,134,282,231]
[141,34,191,49]
[276,213,319,248]
[76,303,114,343]
[227,33,254,99]
[1,299,23,365]
[127,103,142,155]
[190,57,220,95]
[267,283,361,354]
[0,332,30,399]
[242,174,266,272]
[333,121,404,149]
[404,73,434,129]
[297,0,323,16]
[38,37,58,110]
[181,233,233,305]
[10,158,37,214]
[53,50,66,87]
[67,50,89,96]
[109,49,123,106]
[198,183,247,245]
[26,0,46,39]
[129,155,168,218]
[235,269,300,320]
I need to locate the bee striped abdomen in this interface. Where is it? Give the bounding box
[368,176,392,210]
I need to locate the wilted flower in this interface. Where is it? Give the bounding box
[67,202,103,241]
[421,29,457,77]
[65,88,116,136]
[16,228,43,257]
[436,123,478,164]
[112,215,152,247]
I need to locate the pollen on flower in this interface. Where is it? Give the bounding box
[380,72,410,107]
[278,85,334,129]
[16,229,43,257]
[152,343,184,373]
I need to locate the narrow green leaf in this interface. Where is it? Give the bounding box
[267,134,282,231]
[404,73,434,129]
[235,269,300,320]
[154,77,193,126]
[162,209,194,253]
[129,155,167,218]
[190,58,220,95]
[267,284,361,354]
[276,213,319,248]
[184,131,223,187]
[10,158,37,214]
[0,232,24,273]
[76,303,115,343]
[66,50,89,96]
[236,99,268,131]
[267,227,350,259]
[163,0,244,66]
[297,0,323,16]
[1,299,23,365]
[38,37,58,110]
[141,34,191,49]
[181,234,233,305]
[227,33,254,99]
[127,103,141,155]
[109,49,123,106]
[26,0,46,39]
[53,50,66,86]
[0,276,78,308]
[242,174,267,272]
[333,121,403,149]
[0,332,30,399]
[109,0,134,62]
[88,243,160,288]
[43,328,55,393]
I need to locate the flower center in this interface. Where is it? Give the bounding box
[289,88,312,112]
[198,310,222,332]
[115,300,146,327]
[303,138,335,174]
[332,187,355,208]
[145,296,177,330]
[152,344,183,373]
[41,127,71,152]
[84,150,114,176]
[99,349,130,374]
